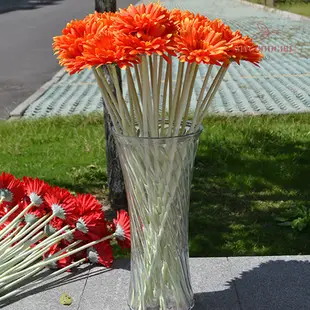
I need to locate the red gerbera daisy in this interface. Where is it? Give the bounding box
[74,212,107,241]
[0,172,24,209]
[87,240,113,267]
[45,187,76,221]
[44,216,65,236]
[75,194,103,216]
[24,207,48,225]
[22,177,50,207]
[113,210,131,249]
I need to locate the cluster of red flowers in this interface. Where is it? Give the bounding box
[53,3,263,74]
[0,172,130,269]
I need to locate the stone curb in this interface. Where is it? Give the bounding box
[8,68,66,120]
[240,0,310,22]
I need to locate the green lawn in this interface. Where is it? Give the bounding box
[275,2,310,17]
[1,113,310,257]
[246,0,310,17]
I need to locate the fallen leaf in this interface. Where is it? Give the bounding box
[60,293,72,306]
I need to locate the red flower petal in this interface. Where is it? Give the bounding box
[22,177,50,207]
[0,172,24,209]
[87,241,113,267]
[113,209,131,249]
[74,212,108,241]
[75,194,103,216]
[45,187,76,220]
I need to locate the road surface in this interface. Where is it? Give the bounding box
[0,0,133,120]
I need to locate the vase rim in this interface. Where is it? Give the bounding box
[113,125,203,141]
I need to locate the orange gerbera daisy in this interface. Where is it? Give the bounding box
[170,9,195,23]
[176,16,229,65]
[232,35,263,66]
[210,19,263,65]
[170,9,209,26]
[53,12,116,74]
[112,3,178,60]
[53,19,88,74]
[83,28,140,69]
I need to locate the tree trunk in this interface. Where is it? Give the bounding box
[95,0,127,211]
[95,0,116,12]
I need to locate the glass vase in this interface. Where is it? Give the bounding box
[114,123,202,310]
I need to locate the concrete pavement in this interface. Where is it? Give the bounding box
[0,0,135,120]
[1,256,310,309]
[0,0,93,120]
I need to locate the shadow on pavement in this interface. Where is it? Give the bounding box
[0,0,63,14]
[193,260,310,310]
[0,258,129,308]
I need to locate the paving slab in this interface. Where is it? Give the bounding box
[2,256,310,309]
[228,255,310,310]
[0,265,90,310]
[78,258,240,310]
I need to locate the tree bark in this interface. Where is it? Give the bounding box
[95,0,116,12]
[95,0,127,211]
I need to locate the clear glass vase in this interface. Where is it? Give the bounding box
[114,124,203,310]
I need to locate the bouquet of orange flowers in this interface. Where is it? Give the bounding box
[0,172,130,303]
[53,3,263,138]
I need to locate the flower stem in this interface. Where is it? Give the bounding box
[0,223,30,254]
[168,61,184,135]
[3,231,45,265]
[152,54,159,137]
[0,227,72,279]
[0,266,42,296]
[0,233,115,283]
[180,64,199,134]
[108,65,133,134]
[134,63,143,100]
[92,68,122,133]
[0,202,34,240]
[157,56,163,123]
[0,225,22,250]
[168,56,173,120]
[1,213,54,255]
[173,63,198,136]
[0,257,86,302]
[141,55,152,136]
[198,65,228,125]
[0,204,19,226]
[126,67,143,133]
[160,60,170,136]
[190,65,213,132]
[1,214,50,261]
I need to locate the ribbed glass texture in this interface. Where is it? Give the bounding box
[114,124,202,310]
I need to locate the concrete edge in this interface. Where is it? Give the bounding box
[240,0,310,23]
[8,68,66,120]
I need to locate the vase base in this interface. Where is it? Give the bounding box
[128,300,195,310]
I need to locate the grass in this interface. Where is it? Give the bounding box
[275,2,310,17]
[246,0,310,17]
[0,115,108,198]
[1,113,310,257]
